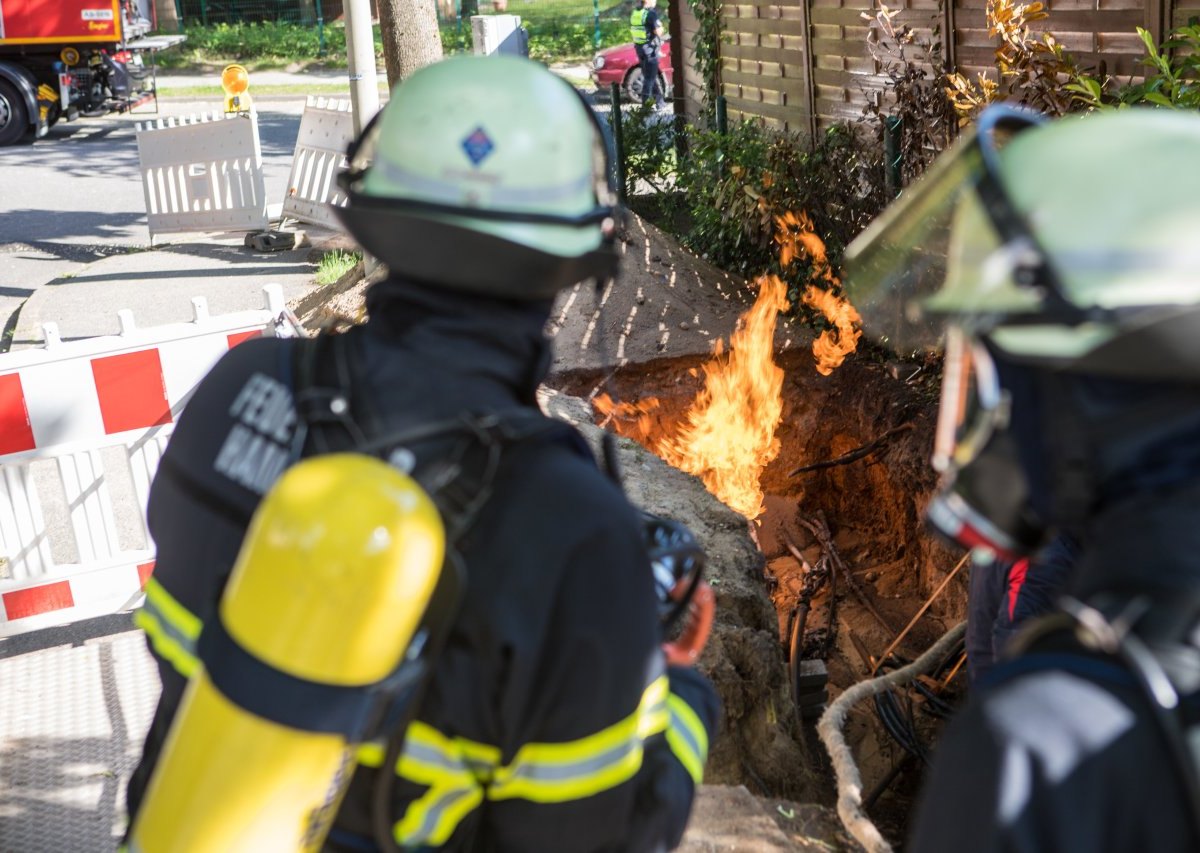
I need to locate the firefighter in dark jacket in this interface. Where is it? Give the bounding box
[844,105,1200,851]
[126,55,719,851]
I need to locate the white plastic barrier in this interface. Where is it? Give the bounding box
[471,14,529,56]
[0,285,298,637]
[136,111,270,242]
[282,96,354,231]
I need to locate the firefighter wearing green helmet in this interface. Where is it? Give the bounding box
[845,105,1200,851]
[125,55,718,852]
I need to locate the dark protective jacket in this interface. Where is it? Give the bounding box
[965,532,1080,685]
[911,491,1200,853]
[126,278,719,851]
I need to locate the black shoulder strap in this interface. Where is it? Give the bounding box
[291,331,595,542]
[290,333,373,457]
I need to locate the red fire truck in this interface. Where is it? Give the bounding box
[0,0,184,146]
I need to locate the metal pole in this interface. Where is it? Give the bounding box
[883,115,902,198]
[610,82,626,204]
[716,94,727,135]
[344,0,381,135]
[316,0,326,56]
[200,0,208,27]
[593,0,601,48]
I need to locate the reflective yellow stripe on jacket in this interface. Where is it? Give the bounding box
[134,577,202,678]
[630,8,649,43]
[136,587,711,847]
[358,675,707,847]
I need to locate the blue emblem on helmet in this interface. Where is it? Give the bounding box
[462,127,495,166]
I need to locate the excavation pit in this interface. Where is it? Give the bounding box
[548,345,970,844]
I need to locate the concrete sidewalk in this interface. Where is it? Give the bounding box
[9,238,324,351]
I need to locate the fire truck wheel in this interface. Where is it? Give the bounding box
[0,80,30,147]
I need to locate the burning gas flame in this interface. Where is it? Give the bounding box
[596,212,861,519]
[775,211,863,375]
[658,273,790,519]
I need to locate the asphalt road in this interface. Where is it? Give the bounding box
[0,98,307,345]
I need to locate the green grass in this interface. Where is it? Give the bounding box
[316,250,362,286]
[153,5,634,71]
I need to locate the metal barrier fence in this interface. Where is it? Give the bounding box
[167,0,633,55]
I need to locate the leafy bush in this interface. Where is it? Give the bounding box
[157,21,353,67]
[860,4,953,187]
[669,120,887,306]
[944,0,1081,121]
[620,103,678,195]
[526,19,627,62]
[1069,24,1200,109]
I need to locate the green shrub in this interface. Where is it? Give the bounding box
[620,102,677,195]
[1069,24,1200,109]
[670,120,887,306]
[157,21,361,68]
[526,19,627,61]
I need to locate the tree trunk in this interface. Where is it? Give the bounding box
[154,0,180,32]
[377,0,445,90]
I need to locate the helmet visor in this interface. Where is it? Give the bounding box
[843,107,1049,357]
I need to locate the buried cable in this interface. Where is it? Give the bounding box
[800,511,898,639]
[870,552,971,677]
[788,423,914,477]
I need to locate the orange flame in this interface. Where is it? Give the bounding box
[657,274,790,519]
[594,393,660,445]
[774,211,862,375]
[802,285,863,376]
[595,211,859,519]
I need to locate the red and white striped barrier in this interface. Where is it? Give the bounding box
[0,284,300,637]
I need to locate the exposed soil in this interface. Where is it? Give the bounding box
[550,343,970,844]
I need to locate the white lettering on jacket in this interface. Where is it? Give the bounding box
[214,373,297,494]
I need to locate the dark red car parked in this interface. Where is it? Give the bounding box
[591,37,672,103]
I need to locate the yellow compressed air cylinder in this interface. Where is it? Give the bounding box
[131,453,445,853]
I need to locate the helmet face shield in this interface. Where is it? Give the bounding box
[842,134,983,357]
[843,106,1055,357]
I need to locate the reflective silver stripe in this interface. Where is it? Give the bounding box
[372,160,592,208]
[667,703,704,763]
[138,594,197,659]
[498,736,639,785]
[400,783,480,845]
[665,693,708,784]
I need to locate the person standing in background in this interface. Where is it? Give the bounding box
[630,0,666,108]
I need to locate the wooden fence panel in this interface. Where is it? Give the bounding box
[720,0,814,131]
[681,0,1184,136]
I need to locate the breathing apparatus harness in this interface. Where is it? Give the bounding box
[289,330,596,852]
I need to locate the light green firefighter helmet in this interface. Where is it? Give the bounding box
[335,55,620,299]
[844,106,1200,379]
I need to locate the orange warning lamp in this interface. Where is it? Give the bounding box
[221,64,253,114]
